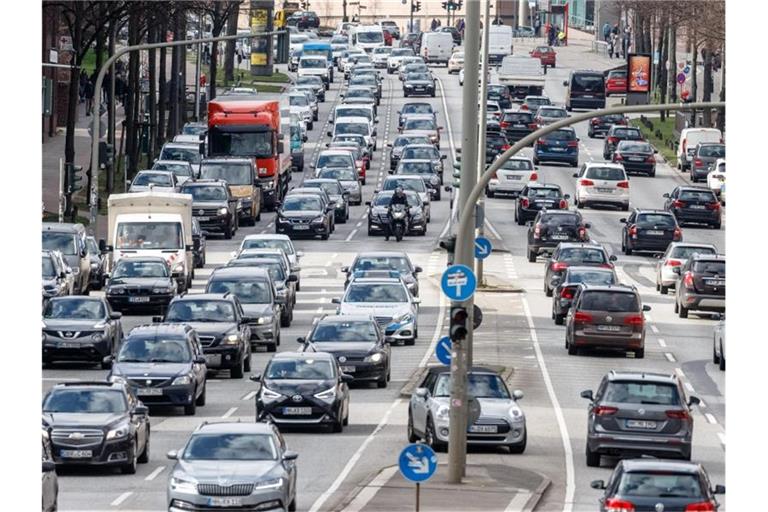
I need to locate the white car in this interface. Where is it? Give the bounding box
[382,175,431,222]
[152,160,196,185]
[707,158,725,196]
[573,163,630,210]
[486,157,538,198]
[339,48,365,72]
[371,46,393,68]
[330,116,376,152]
[333,275,420,345]
[458,66,489,86]
[288,92,314,130]
[448,50,464,73]
[654,242,717,295]
[386,47,416,74]
[127,170,178,193]
[236,234,303,290]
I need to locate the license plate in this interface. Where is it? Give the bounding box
[197,216,210,221]
[626,420,657,429]
[129,296,150,303]
[504,175,522,180]
[209,497,243,507]
[551,147,565,152]
[205,354,221,366]
[551,234,569,240]
[583,94,594,98]
[293,225,310,230]
[60,449,92,458]
[283,407,312,415]
[706,279,725,287]
[58,342,80,349]
[138,387,163,396]
[689,204,706,209]
[597,325,621,332]
[341,365,356,373]
[646,230,664,235]
[629,157,644,162]
[596,188,614,193]
[513,124,527,128]
[469,425,498,433]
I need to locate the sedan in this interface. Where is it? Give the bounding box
[400,115,442,149]
[620,210,682,255]
[403,72,436,97]
[521,95,552,116]
[613,140,656,176]
[447,51,464,73]
[104,257,177,314]
[276,194,333,240]
[544,242,617,297]
[395,159,442,200]
[534,106,568,128]
[500,110,536,143]
[388,134,432,170]
[127,170,178,193]
[303,178,350,223]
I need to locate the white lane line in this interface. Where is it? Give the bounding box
[484,218,503,242]
[341,466,399,512]
[675,368,695,393]
[346,228,358,241]
[650,324,660,334]
[356,221,362,228]
[325,260,333,267]
[222,407,238,418]
[705,413,717,425]
[267,222,274,228]
[241,390,257,401]
[664,352,676,362]
[644,313,654,322]
[505,491,533,512]
[699,398,707,408]
[658,338,667,347]
[331,253,338,259]
[717,432,726,446]
[144,465,166,481]
[110,492,132,507]
[418,286,447,368]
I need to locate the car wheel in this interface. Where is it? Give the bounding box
[712,343,720,364]
[425,417,446,452]
[121,440,138,474]
[281,311,291,328]
[244,353,251,372]
[486,188,494,198]
[660,285,668,295]
[554,313,564,325]
[719,346,725,371]
[407,410,419,442]
[528,250,537,263]
[585,445,600,467]
[224,222,233,240]
[567,338,577,355]
[622,203,630,211]
[137,429,150,464]
[184,395,197,415]
[678,304,689,318]
[288,498,297,512]
[508,431,526,454]
[674,300,679,313]
[634,348,645,359]
[196,383,206,406]
[231,358,245,379]
[332,415,343,433]
[377,373,387,388]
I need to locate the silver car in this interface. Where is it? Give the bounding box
[382,175,431,222]
[128,170,179,193]
[167,422,298,512]
[655,242,717,295]
[316,167,362,205]
[237,234,303,290]
[408,366,527,453]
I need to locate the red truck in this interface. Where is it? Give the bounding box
[207,99,291,210]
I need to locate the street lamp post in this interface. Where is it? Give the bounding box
[475,0,491,296]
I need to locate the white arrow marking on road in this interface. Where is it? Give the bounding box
[405,452,430,474]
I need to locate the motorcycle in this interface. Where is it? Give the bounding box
[387,203,409,242]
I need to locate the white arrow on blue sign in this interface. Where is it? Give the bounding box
[399,443,438,482]
[441,264,477,301]
[474,237,492,260]
[435,336,452,365]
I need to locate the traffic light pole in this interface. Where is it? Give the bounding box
[475,0,491,291]
[409,0,414,33]
[448,0,480,485]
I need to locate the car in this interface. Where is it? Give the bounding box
[663,186,722,229]
[587,113,628,138]
[514,183,570,225]
[316,167,363,205]
[42,436,59,512]
[288,92,314,129]
[604,68,628,96]
[707,158,726,196]
[230,248,295,293]
[104,256,177,314]
[565,284,650,357]
[366,190,427,237]
[408,366,526,453]
[673,254,726,318]
[437,25,462,45]
[514,25,536,37]
[395,159,442,200]
[179,179,239,239]
[401,144,445,181]
[403,71,436,97]
[225,257,296,329]
[342,251,423,296]
[526,210,591,262]
[160,294,252,378]
[483,100,503,121]
[379,20,400,39]
[530,45,556,67]
[295,74,325,101]
[389,134,432,170]
[286,187,336,232]
[85,236,105,291]
[401,32,420,52]
[327,140,369,179]
[108,323,207,415]
[300,315,391,387]
[398,101,437,130]
[400,62,431,82]
[275,194,333,240]
[690,142,725,183]
[574,162,630,210]
[397,56,426,79]
[333,275,420,345]
[349,73,382,103]
[677,127,722,171]
[304,178,350,222]
[371,45,393,67]
[713,313,725,371]
[500,110,536,143]
[343,52,371,77]
[252,351,351,432]
[190,218,206,269]
[198,157,262,224]
[551,266,618,325]
[341,87,378,113]
[613,140,656,176]
[158,142,203,175]
[293,86,319,120]
[152,160,196,185]
[42,381,150,474]
[331,103,377,129]
[520,95,552,115]
[603,125,644,160]
[400,114,442,149]
[42,250,72,304]
[382,175,432,222]
[387,47,416,73]
[591,459,724,511]
[447,50,464,73]
[544,242,617,297]
[620,209,682,255]
[654,242,718,295]
[288,9,319,29]
[484,130,510,164]
[315,148,359,178]
[338,48,364,73]
[42,222,91,295]
[486,84,513,110]
[486,157,538,198]
[564,70,606,110]
[581,370,699,465]
[329,115,376,151]
[533,127,579,167]
[181,122,207,137]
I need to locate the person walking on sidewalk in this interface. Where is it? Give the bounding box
[602,22,611,43]
[430,18,438,31]
[84,76,95,116]
[611,33,621,59]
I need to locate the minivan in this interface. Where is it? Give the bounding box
[564,70,606,110]
[42,223,91,294]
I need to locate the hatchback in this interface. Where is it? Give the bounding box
[663,186,722,229]
[534,127,579,167]
[604,68,628,96]
[530,45,556,67]
[574,163,630,210]
[690,143,725,183]
[486,157,537,198]
[613,140,656,176]
[520,95,551,116]
[603,125,644,160]
[655,242,717,295]
[620,210,682,255]
[534,106,568,128]
[526,210,591,262]
[674,254,725,318]
[514,183,570,225]
[551,266,618,325]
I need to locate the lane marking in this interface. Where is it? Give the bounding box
[222,407,238,418]
[675,368,695,393]
[658,338,667,347]
[650,324,660,334]
[341,466,399,512]
[356,221,362,228]
[717,432,725,446]
[241,390,257,401]
[346,228,358,241]
[664,352,676,362]
[144,465,166,481]
[110,492,132,507]
[316,306,324,313]
[418,285,447,368]
[705,413,717,425]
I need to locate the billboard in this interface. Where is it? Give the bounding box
[627,54,651,93]
[250,2,274,75]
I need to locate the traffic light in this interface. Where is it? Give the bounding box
[457,0,463,9]
[99,141,114,168]
[67,164,84,194]
[412,1,422,12]
[449,306,469,342]
[441,1,448,9]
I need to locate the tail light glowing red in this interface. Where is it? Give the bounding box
[500,121,510,128]
[694,158,703,167]
[666,409,691,420]
[552,262,569,272]
[594,405,618,415]
[559,199,568,208]
[529,172,538,181]
[623,315,644,326]
[567,140,579,148]
[629,226,637,236]
[578,227,587,239]
[521,197,530,208]
[665,259,682,267]
[706,202,720,210]
[574,311,593,324]
[590,118,599,125]
[529,123,539,130]
[604,498,635,512]
[684,501,715,511]
[580,179,594,186]
[646,155,656,163]
[502,144,511,151]
[537,139,546,146]
[608,136,619,144]
[673,200,687,208]
[614,153,624,161]
[617,181,630,189]
[683,271,695,288]
[520,104,529,111]
[561,287,574,299]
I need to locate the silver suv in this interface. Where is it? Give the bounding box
[167,421,298,512]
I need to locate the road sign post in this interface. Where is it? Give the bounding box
[399,443,438,511]
[474,237,492,260]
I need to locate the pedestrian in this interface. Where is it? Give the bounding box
[237,49,243,67]
[611,33,620,58]
[436,19,441,28]
[78,72,88,103]
[602,22,611,43]
[457,18,465,39]
[612,23,619,36]
[203,45,210,65]
[430,18,438,31]
[84,77,94,116]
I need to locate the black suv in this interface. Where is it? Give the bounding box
[42,381,150,474]
[515,184,570,225]
[526,210,591,262]
[674,254,725,318]
[287,10,319,29]
[158,293,252,378]
[663,186,722,229]
[620,210,682,255]
[180,179,239,239]
[500,110,536,143]
[108,324,207,415]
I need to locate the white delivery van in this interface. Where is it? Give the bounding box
[419,32,454,66]
[349,25,384,52]
[488,25,514,64]
[677,128,723,171]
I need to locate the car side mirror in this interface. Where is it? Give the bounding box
[387,143,393,147]
[283,450,299,461]
[619,218,627,223]
[287,274,298,283]
[642,305,652,312]
[303,134,308,142]
[375,117,380,123]
[512,389,524,400]
[166,450,178,460]
[364,201,371,206]
[562,80,568,86]
[412,298,421,304]
[42,460,56,473]
[653,149,659,154]
[152,316,163,323]
[249,374,261,382]
[663,193,670,198]
[713,484,725,495]
[580,389,594,401]
[688,396,701,407]
[415,387,428,398]
[590,480,606,490]
[340,373,354,383]
[584,222,592,229]
[194,355,206,364]
[572,173,578,178]
[134,404,149,416]
[331,298,341,304]
[414,266,423,273]
[609,255,618,262]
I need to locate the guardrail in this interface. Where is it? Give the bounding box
[591,40,609,57]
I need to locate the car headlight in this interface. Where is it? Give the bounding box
[395,313,414,324]
[261,178,274,189]
[255,477,284,490]
[172,261,185,274]
[436,405,450,420]
[508,407,524,420]
[314,387,336,403]
[364,352,383,363]
[261,386,283,403]
[218,207,229,215]
[170,476,198,494]
[91,333,103,342]
[110,287,125,295]
[312,216,325,224]
[172,375,192,385]
[106,421,130,440]
[430,135,439,142]
[255,316,273,325]
[223,334,240,345]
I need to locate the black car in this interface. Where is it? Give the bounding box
[674,254,725,318]
[287,10,319,29]
[342,250,422,296]
[526,210,591,262]
[159,294,252,378]
[403,72,436,97]
[299,315,391,387]
[105,257,177,314]
[395,159,442,200]
[295,75,325,101]
[591,459,724,512]
[587,113,627,138]
[485,131,510,164]
[515,184,570,225]
[191,218,206,269]
[42,296,123,369]
[206,267,284,352]
[400,144,446,182]
[287,187,336,230]
[500,110,536,143]
[551,266,618,325]
[663,186,722,229]
[487,85,513,110]
[603,125,644,160]
[180,179,239,239]
[108,324,207,415]
[613,140,656,176]
[42,381,150,474]
[276,194,333,240]
[564,70,606,110]
[397,102,437,130]
[304,178,351,223]
[366,190,428,237]
[544,243,616,297]
[252,351,352,432]
[389,134,432,170]
[620,210,682,255]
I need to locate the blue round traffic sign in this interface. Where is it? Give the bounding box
[684,65,691,74]
[435,336,452,365]
[441,264,477,301]
[398,443,438,482]
[474,237,492,260]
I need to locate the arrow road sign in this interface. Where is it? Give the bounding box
[441,264,477,301]
[399,443,438,482]
[474,236,492,260]
[435,336,452,364]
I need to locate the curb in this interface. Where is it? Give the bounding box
[477,285,526,294]
[523,473,552,512]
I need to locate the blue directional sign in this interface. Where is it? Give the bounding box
[399,443,438,483]
[435,336,452,365]
[474,237,492,260]
[441,264,477,301]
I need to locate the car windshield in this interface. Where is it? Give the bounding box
[403,147,439,160]
[384,178,426,193]
[395,136,430,147]
[154,162,193,176]
[540,108,567,118]
[183,434,277,461]
[434,373,510,398]
[357,31,383,43]
[692,260,725,275]
[559,248,607,264]
[403,119,436,130]
[353,256,411,273]
[44,299,105,320]
[117,337,191,363]
[374,193,420,207]
[503,113,533,122]
[42,255,57,278]
[165,300,236,322]
[133,172,173,187]
[208,279,271,304]
[182,185,228,201]
[399,162,433,174]
[312,321,378,342]
[670,246,716,259]
[242,238,293,255]
[351,76,376,85]
[297,76,322,86]
[182,124,207,135]
[392,48,415,57]
[546,129,576,141]
[318,154,354,168]
[618,142,652,153]
[345,89,373,99]
[608,70,627,79]
[580,291,639,312]
[604,382,680,405]
[115,222,182,250]
[501,159,534,171]
[160,146,201,164]
[290,94,309,106]
[585,167,625,180]
[698,145,725,158]
[282,196,322,211]
[613,128,643,139]
[300,58,326,68]
[541,214,578,226]
[199,162,252,185]
[487,134,508,146]
[319,168,357,181]
[535,46,551,53]
[636,214,676,228]
[527,187,561,199]
[209,130,273,158]
[113,260,169,279]
[407,73,431,81]
[617,472,703,498]
[336,122,369,135]
[403,104,433,115]
[565,269,616,285]
[679,190,717,202]
[228,260,285,282]
[42,232,77,255]
[346,283,408,303]
[336,108,370,119]
[43,389,127,413]
[266,358,334,379]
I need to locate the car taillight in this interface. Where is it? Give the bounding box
[578,227,587,239]
[666,409,691,420]
[605,498,635,512]
[683,271,694,288]
[646,155,656,163]
[567,140,579,148]
[694,158,703,167]
[561,287,575,299]
[529,123,538,130]
[559,199,568,209]
[629,225,637,237]
[617,181,630,188]
[529,172,538,181]
[500,121,510,128]
[665,258,682,267]
[552,262,568,272]
[593,405,618,415]
[521,197,530,208]
[614,153,624,161]
[520,104,529,111]
[624,314,644,326]
[607,136,619,144]
[502,144,511,151]
[590,118,599,125]
[533,224,541,238]
[536,138,546,146]
[706,202,720,210]
[684,501,715,511]
[580,179,594,186]
[673,227,683,240]
[673,200,686,208]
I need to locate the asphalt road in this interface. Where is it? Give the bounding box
[43,38,725,512]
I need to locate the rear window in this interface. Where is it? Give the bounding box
[679,190,717,202]
[617,142,652,153]
[692,260,725,275]
[527,187,561,199]
[503,112,533,123]
[539,108,567,118]
[580,291,639,312]
[697,144,725,158]
[585,166,626,181]
[546,129,576,141]
[617,472,703,499]
[566,270,616,286]
[608,70,627,79]
[636,214,676,228]
[501,159,533,171]
[613,128,643,139]
[670,246,717,259]
[571,74,605,91]
[604,381,681,405]
[541,214,578,226]
[600,114,626,123]
[559,248,607,264]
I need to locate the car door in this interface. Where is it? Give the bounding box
[189,333,207,388]
[664,187,679,212]
[126,388,149,451]
[274,426,297,499]
[42,438,57,511]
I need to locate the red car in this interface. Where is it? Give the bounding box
[383,30,393,46]
[605,69,628,96]
[530,46,556,67]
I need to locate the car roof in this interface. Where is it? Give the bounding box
[319,149,357,156]
[403,144,438,150]
[634,209,674,215]
[620,459,703,474]
[128,323,192,336]
[155,159,192,166]
[678,186,716,192]
[182,179,227,187]
[580,283,637,294]
[194,421,275,435]
[584,162,625,170]
[606,370,677,383]
[557,242,606,250]
[354,251,409,258]
[540,210,578,216]
[425,365,500,376]
[565,266,615,274]
[202,157,251,164]
[385,175,423,181]
[42,222,85,233]
[348,277,403,285]
[172,293,233,302]
[115,255,169,264]
[399,159,434,164]
[50,381,127,391]
[528,183,561,189]
[333,117,371,124]
[162,142,199,149]
[243,234,290,241]
[210,267,271,280]
[317,314,375,323]
[271,351,335,361]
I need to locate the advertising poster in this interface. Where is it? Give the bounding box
[627,54,651,93]
[250,6,271,71]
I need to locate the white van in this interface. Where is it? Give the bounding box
[349,25,384,52]
[677,128,722,171]
[488,25,514,64]
[419,32,454,66]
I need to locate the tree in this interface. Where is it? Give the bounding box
[223,3,240,83]
[195,0,242,100]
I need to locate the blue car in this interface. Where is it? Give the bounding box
[533,127,580,167]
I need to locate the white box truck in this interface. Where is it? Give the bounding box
[497,55,545,101]
[488,25,514,64]
[101,191,194,291]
